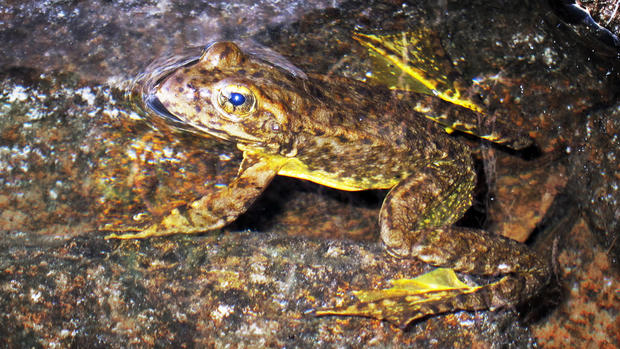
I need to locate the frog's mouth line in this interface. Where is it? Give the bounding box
[145,95,237,142]
[145,95,184,124]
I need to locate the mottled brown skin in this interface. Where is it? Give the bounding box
[108,42,549,323]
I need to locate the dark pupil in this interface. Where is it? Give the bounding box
[229,92,246,106]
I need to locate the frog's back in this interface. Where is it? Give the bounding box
[282,73,470,191]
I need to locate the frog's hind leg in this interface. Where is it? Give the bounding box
[375,161,549,324]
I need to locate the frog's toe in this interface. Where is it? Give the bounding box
[104,229,155,239]
[103,222,168,239]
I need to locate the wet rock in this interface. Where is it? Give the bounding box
[566,101,620,264]
[1,0,619,346]
[0,231,533,347]
[532,219,619,348]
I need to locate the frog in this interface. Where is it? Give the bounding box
[106,41,550,327]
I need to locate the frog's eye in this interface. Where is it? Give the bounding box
[215,84,256,117]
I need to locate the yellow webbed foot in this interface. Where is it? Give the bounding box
[102,209,225,239]
[315,268,482,328]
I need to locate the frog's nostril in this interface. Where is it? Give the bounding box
[146,96,183,123]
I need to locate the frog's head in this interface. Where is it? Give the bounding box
[149,41,311,156]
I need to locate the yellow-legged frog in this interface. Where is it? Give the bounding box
[107,41,549,327]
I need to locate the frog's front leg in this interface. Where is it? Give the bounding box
[378,160,549,321]
[106,153,281,239]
